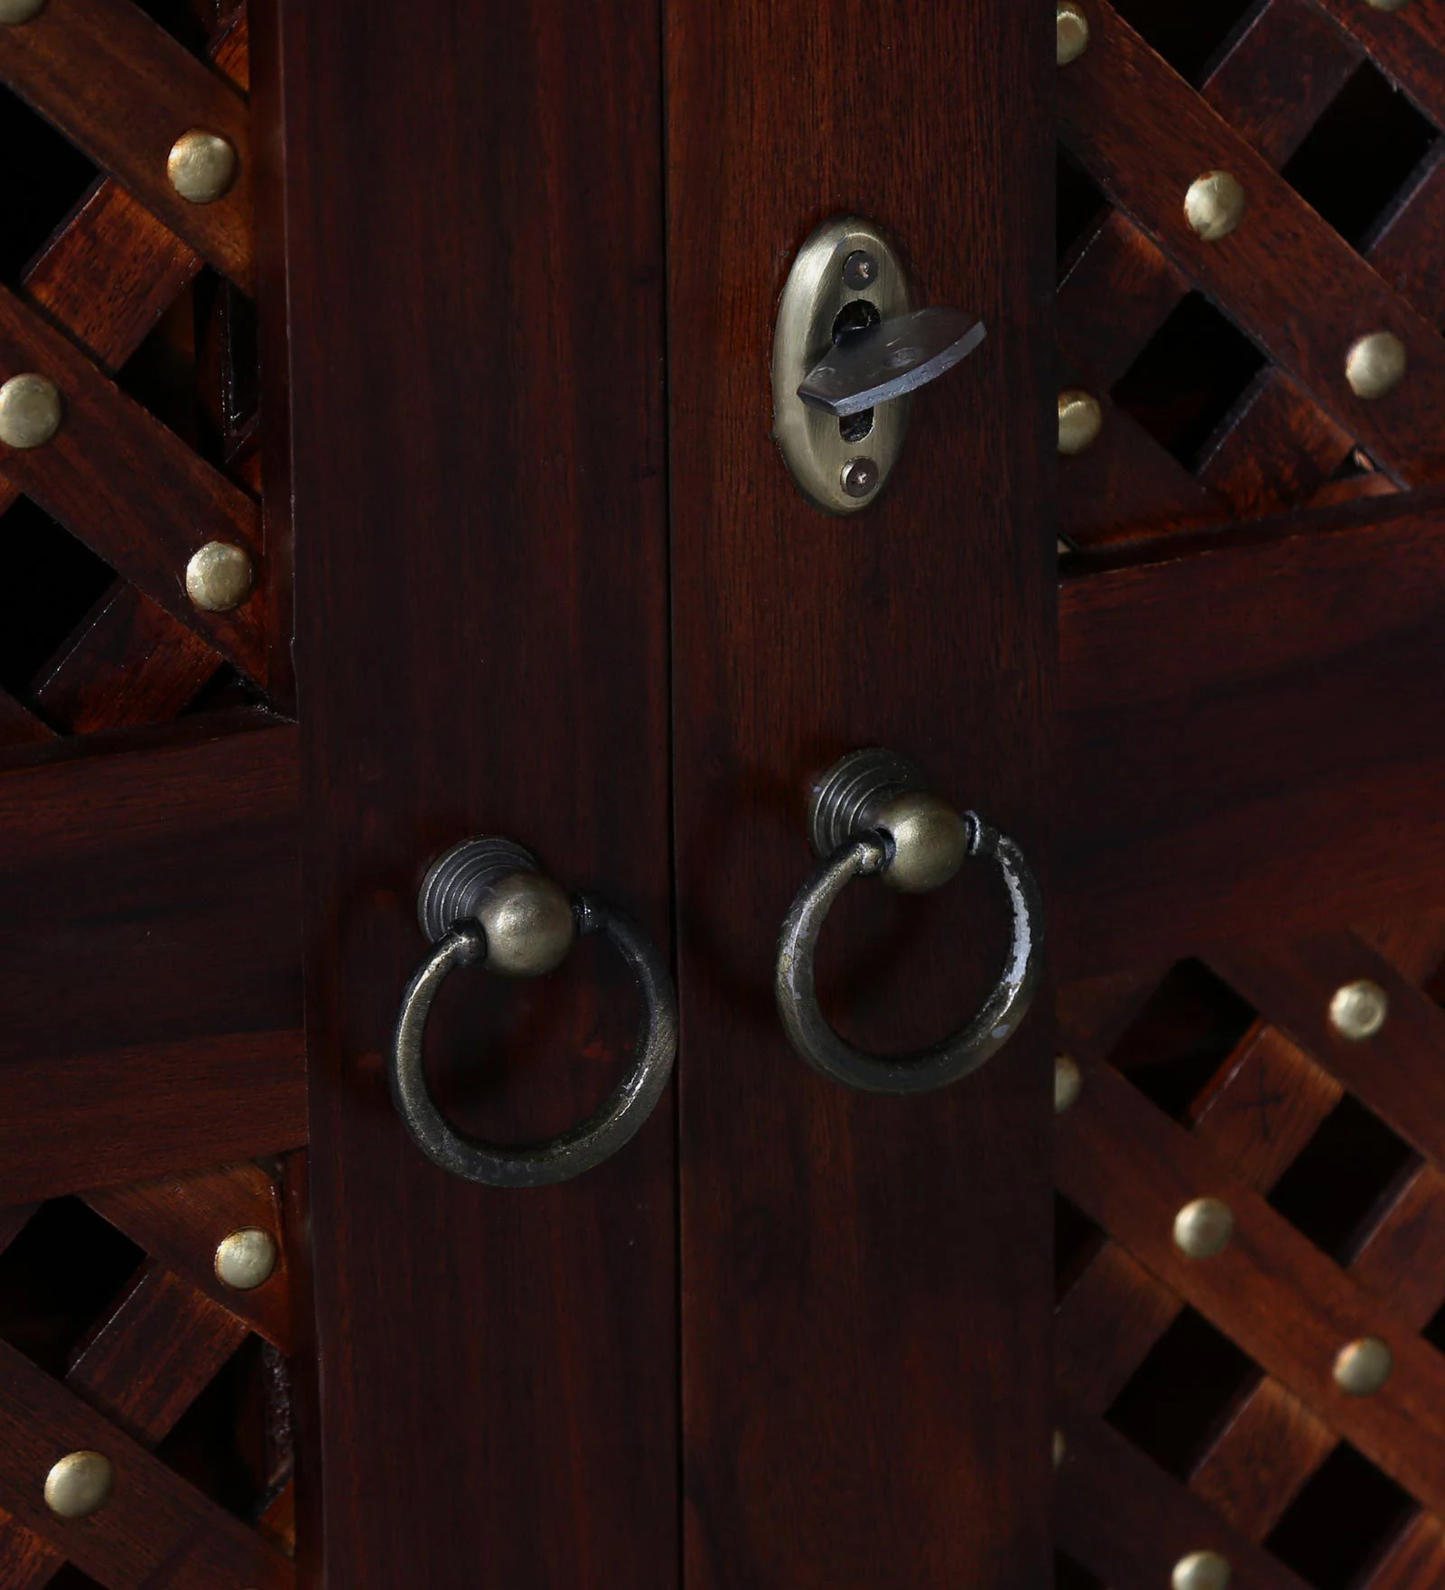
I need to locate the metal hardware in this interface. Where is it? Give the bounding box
[1329,978,1388,1040]
[1057,390,1102,455]
[390,836,677,1187]
[186,541,254,612]
[1052,1429,1067,1470]
[1345,332,1406,400]
[168,130,238,205]
[840,456,881,499]
[1334,1336,1392,1396]
[1173,1197,1234,1259]
[45,1451,114,1519]
[1172,1551,1231,1590]
[1184,171,1246,242]
[772,217,985,513]
[0,374,61,449]
[1366,0,1410,10]
[774,748,1043,1093]
[1054,1054,1083,1114]
[214,1227,277,1290]
[0,0,44,23]
[1056,1,1090,65]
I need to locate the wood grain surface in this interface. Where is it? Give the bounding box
[666,2,1054,1584]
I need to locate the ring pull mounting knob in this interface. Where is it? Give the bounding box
[390,837,677,1187]
[775,749,1044,1094]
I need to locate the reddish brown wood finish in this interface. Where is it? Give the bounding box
[274,0,676,1583]
[0,717,304,1202]
[1059,493,1445,976]
[666,3,1053,1584]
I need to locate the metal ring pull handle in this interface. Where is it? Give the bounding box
[775,749,1043,1094]
[389,837,677,1188]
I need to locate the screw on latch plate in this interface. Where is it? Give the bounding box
[771,216,986,514]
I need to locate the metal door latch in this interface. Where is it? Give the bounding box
[772,216,986,513]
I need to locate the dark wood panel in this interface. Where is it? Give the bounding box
[0,715,304,1199]
[666,2,1053,1585]
[273,0,676,1584]
[1059,494,1445,976]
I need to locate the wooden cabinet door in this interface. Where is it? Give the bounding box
[0,0,1054,1583]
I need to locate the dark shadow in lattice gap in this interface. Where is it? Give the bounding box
[1056,1551,1106,1590]
[1058,146,1110,274]
[47,1568,107,1590]
[0,498,115,701]
[0,87,97,288]
[118,269,264,475]
[1103,959,1258,1124]
[0,1199,143,1377]
[156,1332,278,1523]
[128,0,218,61]
[1266,1094,1419,1265]
[1056,1193,1107,1304]
[1425,1297,1445,1354]
[1283,62,1439,251]
[1265,1443,1415,1590]
[1112,294,1266,475]
[1110,0,1258,85]
[1104,1307,1261,1479]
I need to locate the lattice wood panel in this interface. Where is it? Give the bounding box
[1055,922,1445,1589]
[0,1160,296,1588]
[0,0,277,749]
[1057,0,1445,550]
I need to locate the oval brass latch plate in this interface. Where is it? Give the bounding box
[772,216,913,515]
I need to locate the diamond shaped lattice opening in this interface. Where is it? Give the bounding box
[1105,958,1258,1123]
[1282,61,1439,251]
[1112,294,1267,472]
[1104,1306,1260,1476]
[0,500,117,700]
[1109,0,1255,83]
[0,89,96,286]
[0,1199,142,1375]
[1267,1093,1419,1263]
[1265,1443,1416,1590]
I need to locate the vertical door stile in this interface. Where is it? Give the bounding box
[665,4,1056,1585]
[273,2,678,1584]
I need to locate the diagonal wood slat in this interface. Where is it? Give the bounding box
[85,1163,291,1350]
[0,277,266,683]
[0,0,254,289]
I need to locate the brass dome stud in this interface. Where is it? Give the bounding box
[0,0,45,22]
[215,1227,278,1291]
[1055,1055,1083,1114]
[0,374,62,449]
[1334,1336,1392,1396]
[1173,1551,1231,1590]
[1173,1197,1235,1260]
[1058,390,1103,456]
[1345,332,1407,400]
[185,541,254,612]
[44,1451,114,1519]
[1057,1,1090,65]
[1329,979,1388,1041]
[1185,171,1246,242]
[168,130,238,205]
